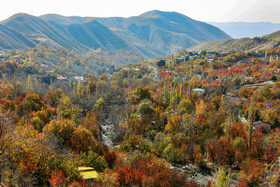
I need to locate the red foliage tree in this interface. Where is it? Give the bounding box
[117,166,145,186]
[236,179,248,187]
[49,167,67,187]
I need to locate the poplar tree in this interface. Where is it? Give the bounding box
[50,78,53,91]
[77,81,83,97]
[248,103,256,148]
[27,75,33,93]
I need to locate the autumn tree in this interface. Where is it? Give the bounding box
[0,105,14,183]
[71,125,99,153]
[177,99,194,115]
[239,87,252,98]
[22,93,45,113]
[240,158,265,183]
[137,100,155,117]
[129,85,152,104]
[27,75,33,93]
[77,80,83,97]
[165,115,182,135]
[49,167,67,187]
[211,167,231,187]
[248,103,256,148]
[45,88,63,107]
[83,112,100,139]
[43,119,76,148]
[80,149,108,172]
[8,125,53,185]
[30,110,50,132]
[120,135,151,153]
[117,166,145,186]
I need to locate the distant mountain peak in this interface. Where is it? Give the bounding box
[1,13,42,26]
[9,13,32,17]
[3,13,35,21]
[140,10,189,18]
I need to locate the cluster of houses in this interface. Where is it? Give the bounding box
[96,65,123,75]
[156,51,232,69]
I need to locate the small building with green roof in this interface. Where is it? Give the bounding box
[192,88,205,94]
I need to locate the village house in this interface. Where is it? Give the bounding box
[74,76,84,81]
[78,167,99,183]
[215,78,223,83]
[243,77,254,82]
[253,121,271,133]
[40,64,48,68]
[274,69,280,73]
[218,52,229,57]
[175,55,188,64]
[207,51,217,56]
[57,75,67,80]
[192,88,205,94]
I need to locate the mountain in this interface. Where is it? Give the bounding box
[66,20,130,51]
[0,24,36,50]
[1,13,130,53]
[187,30,280,52]
[1,13,89,52]
[91,10,231,55]
[0,11,231,58]
[40,14,94,25]
[210,22,280,39]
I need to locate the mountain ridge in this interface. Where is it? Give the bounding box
[0,10,231,58]
[187,30,280,52]
[210,22,280,39]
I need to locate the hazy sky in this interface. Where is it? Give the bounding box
[1,0,280,23]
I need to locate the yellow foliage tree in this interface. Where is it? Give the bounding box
[165,115,182,135]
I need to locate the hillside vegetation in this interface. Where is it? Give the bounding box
[1,45,280,186]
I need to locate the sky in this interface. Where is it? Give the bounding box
[1,0,280,23]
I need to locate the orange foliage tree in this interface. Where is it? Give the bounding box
[49,167,67,187]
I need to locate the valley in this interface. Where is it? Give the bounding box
[1,5,280,186]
